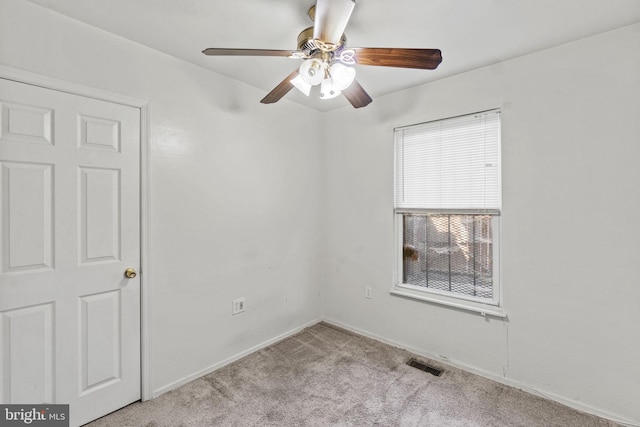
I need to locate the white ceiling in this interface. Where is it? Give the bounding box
[23,0,640,111]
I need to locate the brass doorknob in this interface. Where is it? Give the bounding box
[124,268,137,279]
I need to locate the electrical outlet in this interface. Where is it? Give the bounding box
[232,297,245,315]
[365,287,372,299]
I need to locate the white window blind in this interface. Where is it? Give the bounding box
[395,110,501,213]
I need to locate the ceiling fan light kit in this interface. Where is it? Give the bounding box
[202,0,442,108]
[294,53,356,99]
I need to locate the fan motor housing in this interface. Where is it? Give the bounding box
[297,26,347,53]
[297,27,317,51]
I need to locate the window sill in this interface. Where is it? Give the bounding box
[390,287,507,318]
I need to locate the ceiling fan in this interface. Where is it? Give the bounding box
[202,0,442,108]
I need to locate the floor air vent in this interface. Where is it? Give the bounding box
[406,358,443,376]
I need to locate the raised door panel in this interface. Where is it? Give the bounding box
[78,115,121,152]
[0,303,55,403]
[79,291,121,395]
[0,161,54,274]
[79,167,121,265]
[0,101,53,146]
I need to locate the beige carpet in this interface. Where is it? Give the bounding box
[87,322,618,426]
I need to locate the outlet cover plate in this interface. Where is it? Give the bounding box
[232,297,245,315]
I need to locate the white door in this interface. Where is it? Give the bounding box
[0,78,141,426]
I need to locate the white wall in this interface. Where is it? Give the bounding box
[0,0,323,394]
[321,24,640,424]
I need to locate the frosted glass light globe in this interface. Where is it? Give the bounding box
[299,58,325,85]
[329,62,356,90]
[291,74,312,96]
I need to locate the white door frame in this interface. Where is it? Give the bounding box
[0,64,153,402]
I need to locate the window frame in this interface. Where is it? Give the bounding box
[393,212,502,312]
[392,110,504,315]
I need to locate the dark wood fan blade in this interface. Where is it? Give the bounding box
[313,0,355,47]
[202,48,302,57]
[351,48,442,69]
[260,69,300,104]
[342,80,373,108]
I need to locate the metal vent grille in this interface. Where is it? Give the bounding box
[406,358,443,376]
[403,214,493,299]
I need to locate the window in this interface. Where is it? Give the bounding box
[394,110,501,307]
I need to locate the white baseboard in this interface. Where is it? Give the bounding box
[321,317,639,427]
[152,317,322,398]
